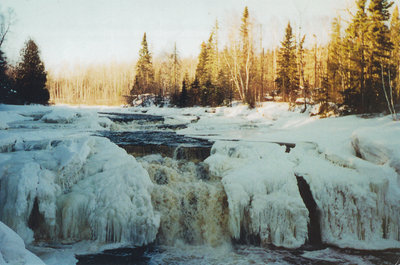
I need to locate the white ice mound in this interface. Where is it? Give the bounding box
[0,136,159,246]
[41,109,78,124]
[0,221,45,265]
[293,143,400,250]
[352,123,400,174]
[205,141,309,248]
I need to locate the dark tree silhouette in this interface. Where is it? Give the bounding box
[0,48,12,103]
[15,39,49,104]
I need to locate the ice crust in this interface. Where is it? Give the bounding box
[0,136,159,246]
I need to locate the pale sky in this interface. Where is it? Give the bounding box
[1,0,354,69]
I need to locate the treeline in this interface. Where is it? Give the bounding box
[127,0,400,117]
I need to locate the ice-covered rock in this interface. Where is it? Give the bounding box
[0,221,45,265]
[352,123,400,175]
[293,143,400,249]
[0,136,159,246]
[40,109,78,124]
[205,141,309,248]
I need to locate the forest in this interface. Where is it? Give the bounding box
[0,0,399,117]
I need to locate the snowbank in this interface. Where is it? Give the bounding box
[0,221,45,265]
[0,136,159,246]
[205,141,309,248]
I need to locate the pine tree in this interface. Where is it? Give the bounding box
[276,22,298,103]
[342,0,368,113]
[15,39,49,104]
[188,77,200,106]
[178,75,189,107]
[328,17,345,103]
[367,0,393,112]
[131,33,155,97]
[0,48,11,103]
[196,41,210,85]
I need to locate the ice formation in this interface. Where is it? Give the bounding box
[0,136,159,246]
[205,141,309,248]
[0,221,45,265]
[292,142,400,249]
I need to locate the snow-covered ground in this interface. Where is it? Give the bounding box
[0,102,399,264]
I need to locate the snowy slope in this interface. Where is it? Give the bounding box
[0,221,45,265]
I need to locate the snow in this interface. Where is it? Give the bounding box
[0,102,399,263]
[0,221,45,265]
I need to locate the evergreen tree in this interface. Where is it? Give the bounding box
[178,73,189,107]
[366,0,394,112]
[15,39,49,104]
[342,0,368,113]
[276,22,298,103]
[0,48,12,103]
[215,68,230,106]
[131,33,155,97]
[188,77,200,106]
[195,41,210,85]
[327,17,345,103]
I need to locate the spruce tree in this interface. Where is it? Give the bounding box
[342,0,368,113]
[0,49,11,103]
[328,17,345,103]
[131,33,155,97]
[188,77,200,106]
[178,73,189,107]
[15,39,49,105]
[367,0,393,112]
[276,22,298,103]
[195,41,209,85]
